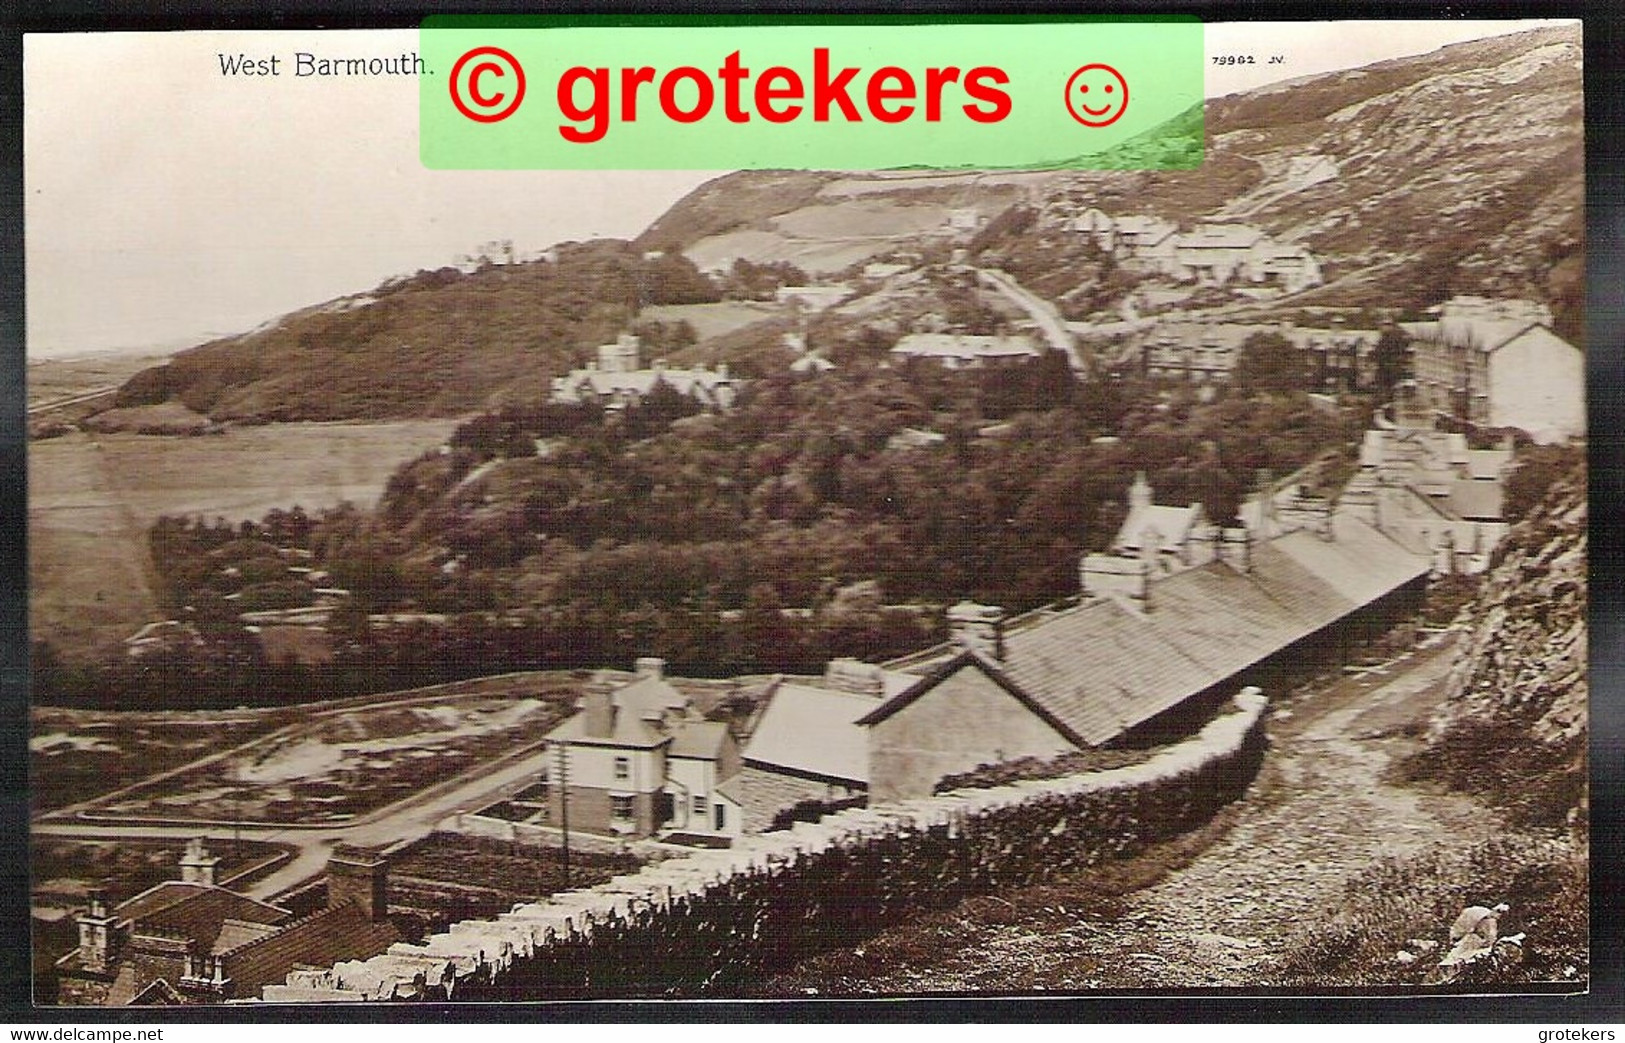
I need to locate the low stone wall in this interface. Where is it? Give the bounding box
[439,812,638,858]
[265,689,1268,1003]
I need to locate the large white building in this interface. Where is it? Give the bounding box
[1402,297,1584,443]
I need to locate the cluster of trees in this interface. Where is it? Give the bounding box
[52,339,1369,711]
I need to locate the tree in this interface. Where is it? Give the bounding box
[1235,332,1310,395]
[1373,325,1411,400]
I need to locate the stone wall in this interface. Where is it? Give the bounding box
[265,689,1268,1003]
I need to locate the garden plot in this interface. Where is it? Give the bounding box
[30,707,284,816]
[88,692,575,825]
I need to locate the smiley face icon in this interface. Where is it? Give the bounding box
[1065,63,1129,127]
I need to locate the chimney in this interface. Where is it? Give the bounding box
[634,656,665,681]
[1129,471,1153,511]
[179,836,220,886]
[1079,554,1150,606]
[580,685,614,738]
[76,889,118,973]
[1139,526,1163,572]
[824,658,885,696]
[1187,523,1221,566]
[1218,526,1253,573]
[946,601,1007,660]
[326,847,389,922]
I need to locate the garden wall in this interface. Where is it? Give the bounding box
[264,688,1268,1003]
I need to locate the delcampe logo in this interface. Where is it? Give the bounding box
[420,16,1202,170]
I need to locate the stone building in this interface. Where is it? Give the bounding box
[550,334,740,412]
[1402,296,1583,443]
[55,841,399,1006]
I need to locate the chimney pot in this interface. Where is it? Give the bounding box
[946,601,1007,660]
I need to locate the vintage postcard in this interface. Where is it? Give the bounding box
[24,17,1588,1006]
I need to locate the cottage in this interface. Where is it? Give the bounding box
[890,332,1042,370]
[1341,426,1514,574]
[1110,472,1209,567]
[1402,296,1583,443]
[542,658,741,840]
[716,658,915,833]
[56,841,399,1006]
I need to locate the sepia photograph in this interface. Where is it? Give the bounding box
[22,17,1591,1007]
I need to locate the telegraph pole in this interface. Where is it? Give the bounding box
[554,743,571,891]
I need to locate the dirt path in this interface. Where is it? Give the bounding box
[783,631,1500,992]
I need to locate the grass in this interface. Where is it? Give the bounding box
[749,804,1245,995]
[28,420,460,658]
[1273,834,1588,988]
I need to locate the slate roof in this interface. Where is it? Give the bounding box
[114,882,290,952]
[870,512,1428,747]
[669,720,731,760]
[613,675,688,718]
[545,710,668,749]
[741,682,882,784]
[1114,503,1203,552]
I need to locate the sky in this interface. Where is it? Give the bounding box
[24,19,1576,360]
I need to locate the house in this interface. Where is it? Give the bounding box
[56,841,399,1006]
[1110,472,1209,568]
[1137,322,1266,382]
[1172,222,1267,285]
[1340,425,1515,574]
[775,284,852,311]
[550,334,740,412]
[890,332,1041,370]
[715,658,916,834]
[945,208,984,233]
[542,658,741,840]
[1279,320,1380,391]
[1402,297,1584,443]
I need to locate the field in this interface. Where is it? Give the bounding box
[637,301,782,342]
[28,419,461,657]
[77,678,582,825]
[26,353,172,410]
[30,706,288,816]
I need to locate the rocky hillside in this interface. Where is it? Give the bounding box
[1403,449,1588,829]
[657,24,1581,331]
[107,24,1581,424]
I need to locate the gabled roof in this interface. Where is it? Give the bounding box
[741,681,882,784]
[854,648,1086,748]
[115,882,289,939]
[1114,503,1203,552]
[614,675,688,718]
[669,719,731,760]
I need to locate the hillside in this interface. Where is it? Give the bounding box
[108,241,719,423]
[100,25,1580,425]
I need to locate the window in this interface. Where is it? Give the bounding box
[693,794,707,816]
[613,756,630,781]
[611,795,634,821]
[714,803,726,831]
